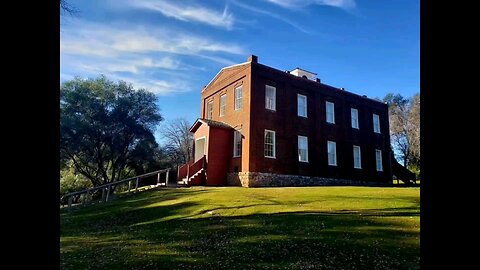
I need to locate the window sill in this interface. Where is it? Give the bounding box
[233,155,241,158]
[265,156,276,159]
[299,160,309,163]
[265,108,276,112]
[298,115,308,118]
[328,164,337,166]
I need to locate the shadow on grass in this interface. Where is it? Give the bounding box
[61,192,419,270]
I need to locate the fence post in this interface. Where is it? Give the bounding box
[83,190,89,206]
[166,170,170,186]
[135,177,139,191]
[68,195,73,210]
[157,172,161,186]
[106,186,111,202]
[102,188,106,202]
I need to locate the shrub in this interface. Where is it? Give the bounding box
[60,163,92,196]
[408,164,421,181]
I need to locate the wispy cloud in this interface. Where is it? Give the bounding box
[64,61,193,95]
[74,56,180,75]
[60,22,244,58]
[114,76,192,95]
[128,0,235,30]
[265,0,356,11]
[231,0,312,34]
[61,20,245,95]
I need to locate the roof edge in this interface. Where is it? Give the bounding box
[189,118,235,133]
[203,61,250,90]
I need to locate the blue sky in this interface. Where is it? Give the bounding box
[60,0,419,143]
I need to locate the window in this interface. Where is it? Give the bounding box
[327,141,337,166]
[298,136,308,162]
[373,114,380,133]
[264,130,276,158]
[265,85,276,110]
[376,149,383,171]
[219,94,226,117]
[297,94,307,117]
[207,101,213,119]
[351,108,359,129]
[353,145,361,169]
[326,101,335,123]
[235,86,242,111]
[233,130,242,157]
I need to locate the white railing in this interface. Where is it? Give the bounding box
[61,168,170,210]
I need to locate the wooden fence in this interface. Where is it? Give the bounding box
[61,168,171,210]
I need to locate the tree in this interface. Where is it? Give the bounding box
[60,161,92,196]
[161,118,193,168]
[60,0,78,16]
[384,93,420,169]
[60,75,163,187]
[408,93,420,167]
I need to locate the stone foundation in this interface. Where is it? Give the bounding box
[227,172,390,187]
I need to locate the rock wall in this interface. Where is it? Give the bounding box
[226,172,390,187]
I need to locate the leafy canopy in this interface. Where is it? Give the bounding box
[60,75,163,187]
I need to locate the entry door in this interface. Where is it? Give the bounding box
[194,137,206,162]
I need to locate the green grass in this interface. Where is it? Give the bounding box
[61,186,420,270]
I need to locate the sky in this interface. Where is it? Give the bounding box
[60,0,419,143]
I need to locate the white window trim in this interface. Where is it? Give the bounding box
[376,149,383,171]
[207,101,213,119]
[195,136,207,161]
[373,114,381,133]
[265,85,276,111]
[351,108,359,129]
[233,130,242,157]
[298,135,309,163]
[235,86,242,111]
[353,145,362,169]
[219,94,226,117]
[327,140,337,166]
[326,101,335,124]
[297,94,307,118]
[264,129,276,158]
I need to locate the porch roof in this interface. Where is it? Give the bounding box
[189,118,234,133]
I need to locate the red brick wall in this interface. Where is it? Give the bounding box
[197,57,392,184]
[201,62,252,173]
[248,63,392,183]
[206,127,232,185]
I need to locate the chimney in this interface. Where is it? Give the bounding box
[316,78,321,83]
[340,87,345,91]
[248,55,258,63]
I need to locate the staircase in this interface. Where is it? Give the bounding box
[177,155,206,186]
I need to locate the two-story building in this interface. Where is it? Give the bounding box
[177,55,413,187]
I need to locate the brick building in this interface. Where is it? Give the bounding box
[177,55,413,187]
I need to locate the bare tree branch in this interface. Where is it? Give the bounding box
[161,118,193,168]
[60,0,79,16]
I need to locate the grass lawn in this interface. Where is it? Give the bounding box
[61,186,420,270]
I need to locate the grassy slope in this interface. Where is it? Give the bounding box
[61,187,420,270]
